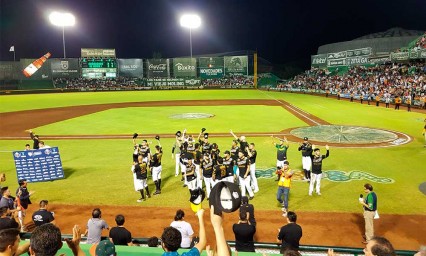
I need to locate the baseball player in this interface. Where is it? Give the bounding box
[198,131,212,155]
[212,157,225,187]
[272,136,289,181]
[132,155,150,202]
[230,140,240,161]
[309,145,330,196]
[201,153,214,198]
[298,137,313,182]
[16,179,34,232]
[150,145,162,195]
[172,130,184,176]
[139,140,151,163]
[230,130,249,156]
[236,151,254,199]
[246,143,259,193]
[193,143,203,189]
[210,143,221,165]
[222,150,236,183]
[185,158,198,190]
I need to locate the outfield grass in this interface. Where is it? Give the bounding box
[34,105,306,135]
[0,90,425,215]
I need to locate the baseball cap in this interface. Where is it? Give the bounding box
[176,131,181,136]
[18,179,27,185]
[204,133,209,139]
[209,181,241,215]
[283,161,290,165]
[189,188,206,213]
[303,137,309,141]
[224,150,230,155]
[90,240,116,256]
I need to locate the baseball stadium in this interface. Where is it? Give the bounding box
[1,9,426,256]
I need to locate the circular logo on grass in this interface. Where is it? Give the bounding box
[170,113,215,119]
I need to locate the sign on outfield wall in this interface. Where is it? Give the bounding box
[311,54,328,68]
[199,68,224,78]
[20,59,52,80]
[346,47,372,57]
[50,58,80,78]
[146,78,201,86]
[327,58,346,67]
[118,59,144,78]
[81,48,116,58]
[0,61,20,80]
[13,147,64,183]
[147,59,170,78]
[346,56,369,66]
[173,58,197,77]
[224,56,248,75]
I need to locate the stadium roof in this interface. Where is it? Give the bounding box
[353,27,424,40]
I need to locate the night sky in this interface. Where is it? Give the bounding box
[1,0,425,67]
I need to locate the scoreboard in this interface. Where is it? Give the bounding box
[81,59,117,68]
[81,58,117,78]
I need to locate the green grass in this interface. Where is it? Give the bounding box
[34,105,306,135]
[0,90,425,215]
[0,89,268,113]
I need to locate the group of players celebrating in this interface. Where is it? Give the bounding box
[130,128,331,205]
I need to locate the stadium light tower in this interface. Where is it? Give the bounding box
[49,11,75,58]
[180,14,201,59]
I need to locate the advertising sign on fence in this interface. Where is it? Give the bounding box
[118,59,144,78]
[199,68,224,78]
[224,56,248,75]
[50,58,80,78]
[173,58,196,77]
[13,147,64,183]
[147,59,170,78]
[146,78,201,86]
[311,54,328,68]
[81,48,116,58]
[20,59,51,80]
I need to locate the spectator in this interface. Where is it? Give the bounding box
[0,187,17,213]
[0,173,5,190]
[0,207,19,230]
[240,196,256,227]
[90,240,116,256]
[32,200,55,227]
[161,209,206,256]
[0,228,21,256]
[16,179,34,232]
[277,211,302,253]
[26,130,39,150]
[109,214,133,246]
[147,236,159,247]
[170,209,194,249]
[363,237,396,256]
[29,224,84,256]
[84,208,109,244]
[232,210,255,252]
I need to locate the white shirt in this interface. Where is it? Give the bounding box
[170,220,194,248]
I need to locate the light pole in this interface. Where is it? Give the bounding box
[180,14,201,59]
[49,12,75,58]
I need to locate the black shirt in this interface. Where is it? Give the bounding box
[233,223,256,252]
[311,150,329,174]
[236,157,250,178]
[277,223,303,252]
[134,162,148,179]
[186,163,196,181]
[201,159,214,178]
[32,209,55,226]
[248,149,257,164]
[16,187,32,209]
[222,157,235,177]
[150,153,162,167]
[240,204,256,227]
[298,143,313,157]
[109,226,132,246]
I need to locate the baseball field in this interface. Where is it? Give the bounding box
[0,89,425,250]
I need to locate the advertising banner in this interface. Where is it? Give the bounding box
[20,59,51,80]
[311,54,328,68]
[224,56,248,75]
[390,52,409,61]
[147,59,170,78]
[368,56,391,64]
[346,56,370,66]
[81,48,116,58]
[146,78,201,87]
[327,58,346,67]
[50,58,80,78]
[199,68,224,78]
[118,59,144,78]
[327,51,347,60]
[0,61,20,80]
[346,47,372,57]
[173,58,197,77]
[13,147,64,183]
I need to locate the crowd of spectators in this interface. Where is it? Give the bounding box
[53,77,144,90]
[412,33,426,51]
[201,75,254,87]
[277,62,426,108]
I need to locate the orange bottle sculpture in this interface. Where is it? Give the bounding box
[23,52,51,77]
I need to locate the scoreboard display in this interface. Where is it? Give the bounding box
[81,58,117,68]
[81,58,117,78]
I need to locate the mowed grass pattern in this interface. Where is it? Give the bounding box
[34,106,306,135]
